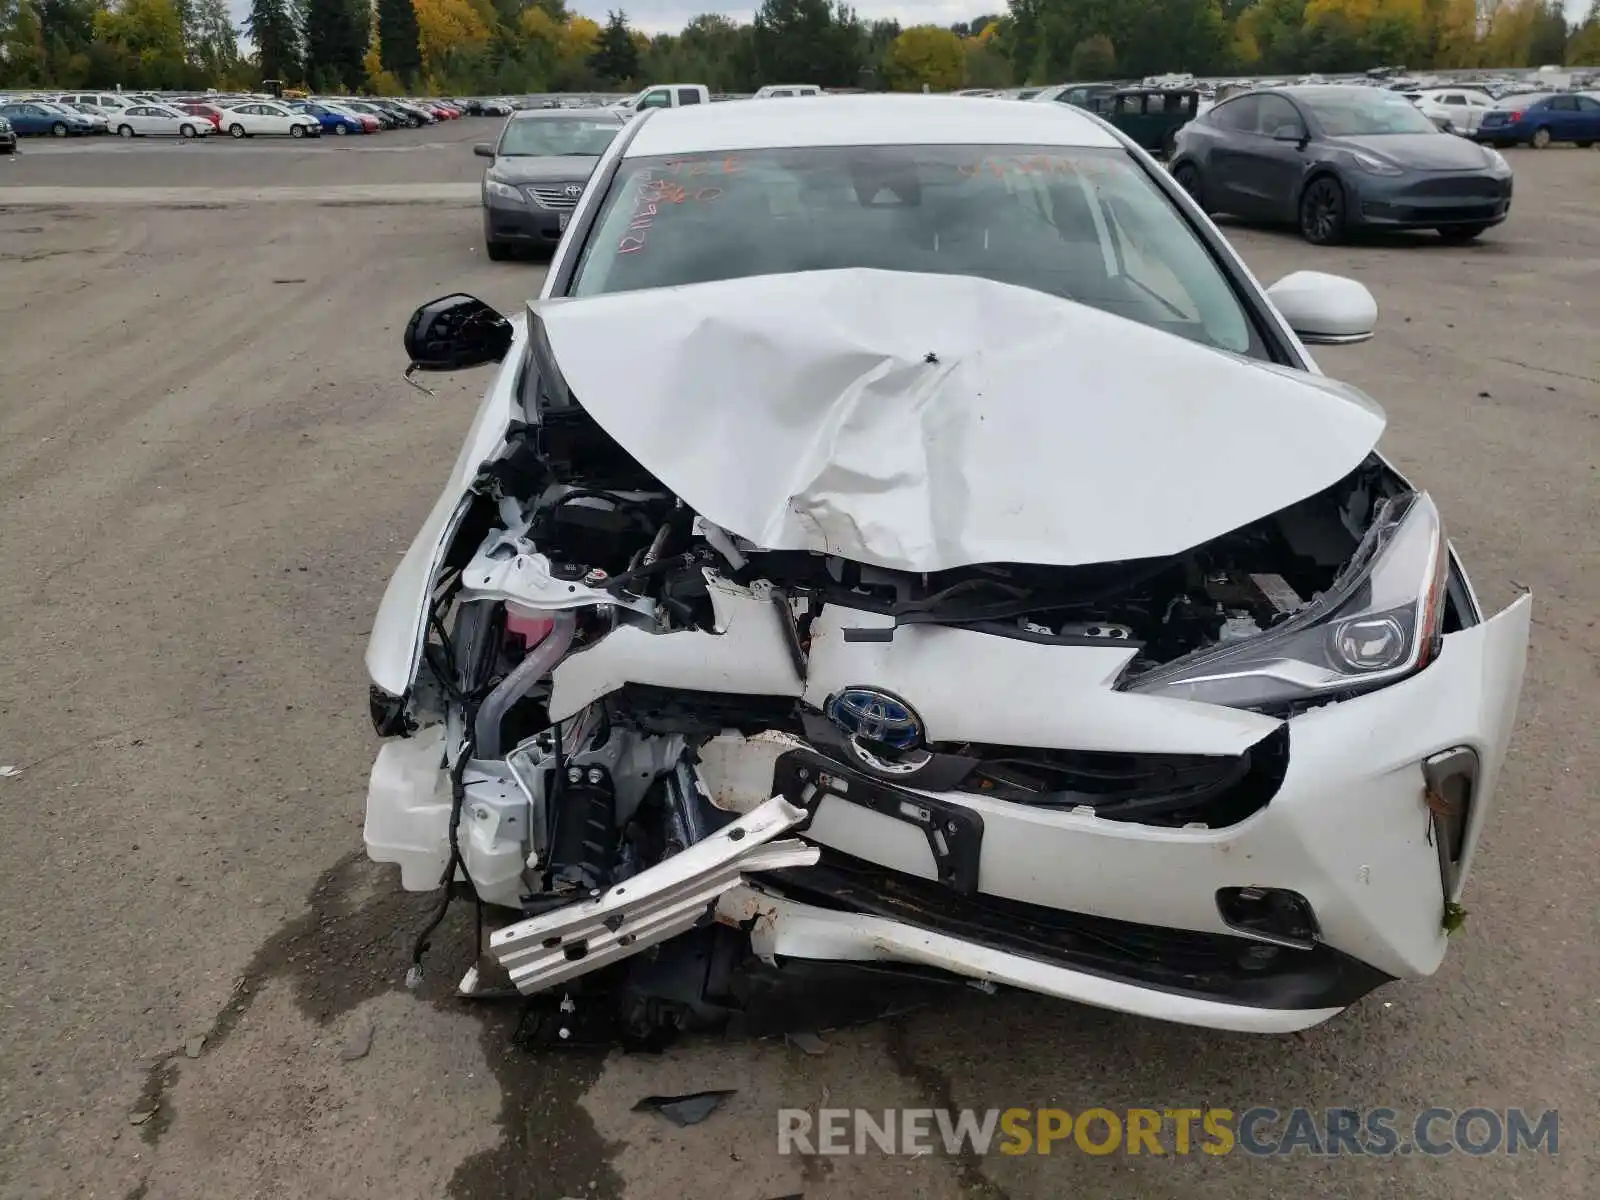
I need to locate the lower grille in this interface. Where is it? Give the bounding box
[1409,176,1508,199]
[769,853,1392,1010]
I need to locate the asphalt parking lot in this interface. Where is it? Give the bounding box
[0,120,1596,1200]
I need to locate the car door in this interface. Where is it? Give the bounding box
[1240,94,1311,220]
[1203,95,1266,216]
[1574,95,1600,141]
[1543,95,1579,139]
[637,88,672,111]
[1435,92,1468,130]
[258,104,291,134]
[2,104,34,134]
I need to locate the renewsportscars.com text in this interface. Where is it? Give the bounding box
[777,1106,1559,1158]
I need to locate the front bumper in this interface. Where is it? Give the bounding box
[483,201,568,247]
[366,593,1530,1031]
[1350,171,1513,229]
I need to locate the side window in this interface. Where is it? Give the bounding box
[1577,96,1600,112]
[1549,96,1577,111]
[677,88,703,105]
[639,90,672,110]
[1441,94,1465,106]
[1211,95,1260,131]
[1146,95,1167,113]
[1255,95,1304,138]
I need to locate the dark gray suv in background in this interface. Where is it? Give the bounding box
[1169,86,1514,245]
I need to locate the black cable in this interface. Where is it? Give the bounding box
[409,729,477,974]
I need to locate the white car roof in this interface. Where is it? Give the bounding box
[623,94,1120,157]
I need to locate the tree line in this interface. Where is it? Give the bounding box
[2,0,1597,95]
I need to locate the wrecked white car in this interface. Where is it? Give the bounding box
[363,97,1530,1034]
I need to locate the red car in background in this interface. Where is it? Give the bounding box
[176,103,225,131]
[422,101,460,120]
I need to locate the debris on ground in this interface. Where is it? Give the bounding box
[0,765,20,778]
[184,1036,206,1059]
[128,1108,156,1126]
[338,1021,375,1062]
[631,1089,737,1127]
[786,1031,827,1056]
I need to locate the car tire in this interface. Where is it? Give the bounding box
[52,122,68,137]
[1171,161,1206,211]
[1437,224,1491,242]
[229,123,246,138]
[486,240,514,261]
[180,124,196,138]
[334,124,347,136]
[1299,175,1346,245]
[290,124,305,139]
[1577,141,1594,149]
[118,125,134,138]
[1530,126,1552,149]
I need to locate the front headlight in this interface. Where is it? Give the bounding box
[1348,150,1404,176]
[1124,491,1448,712]
[1483,146,1509,172]
[484,179,526,205]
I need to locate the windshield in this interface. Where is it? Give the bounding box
[1300,91,1438,135]
[498,117,619,157]
[570,144,1262,358]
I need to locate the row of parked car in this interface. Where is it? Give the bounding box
[0,92,481,147]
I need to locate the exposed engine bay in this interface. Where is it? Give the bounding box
[362,275,1527,1037]
[369,364,1428,1035]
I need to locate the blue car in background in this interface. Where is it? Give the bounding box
[0,100,99,137]
[1476,93,1600,149]
[287,101,368,136]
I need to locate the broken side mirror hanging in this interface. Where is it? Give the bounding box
[403,295,513,386]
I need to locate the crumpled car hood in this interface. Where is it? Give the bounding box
[534,268,1386,572]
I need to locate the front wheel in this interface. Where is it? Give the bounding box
[1437,224,1490,242]
[180,124,197,138]
[1171,161,1206,211]
[290,123,305,139]
[118,125,134,139]
[1530,126,1552,149]
[333,124,347,136]
[229,123,246,138]
[1299,176,1345,245]
[52,122,68,137]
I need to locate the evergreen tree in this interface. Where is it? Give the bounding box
[246,0,302,81]
[377,0,422,83]
[589,9,639,83]
[304,0,369,91]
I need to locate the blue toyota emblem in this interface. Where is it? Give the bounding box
[826,688,924,751]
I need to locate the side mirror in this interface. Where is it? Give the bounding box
[404,294,512,371]
[1266,271,1377,345]
[1272,126,1306,143]
[473,142,494,158]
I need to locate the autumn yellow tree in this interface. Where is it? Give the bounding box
[413,0,491,75]
[884,25,965,91]
[1430,0,1484,66]
[1480,0,1541,66]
